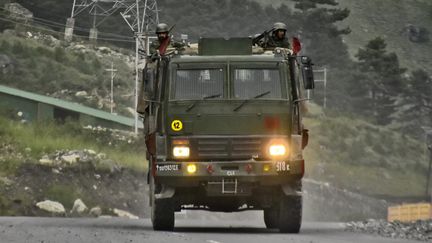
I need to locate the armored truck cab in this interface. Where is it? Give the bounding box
[139,38,315,233]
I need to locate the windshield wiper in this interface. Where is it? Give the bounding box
[186,93,221,112]
[233,91,271,112]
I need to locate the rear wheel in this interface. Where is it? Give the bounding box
[150,178,175,231]
[278,195,302,233]
[264,207,279,229]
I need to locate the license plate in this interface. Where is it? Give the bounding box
[156,164,181,172]
[276,161,290,172]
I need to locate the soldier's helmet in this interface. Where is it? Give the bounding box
[273,22,287,32]
[156,23,169,34]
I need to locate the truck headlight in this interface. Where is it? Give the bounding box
[173,146,190,158]
[269,144,287,156]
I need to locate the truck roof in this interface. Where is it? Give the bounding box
[171,54,286,63]
[167,37,291,64]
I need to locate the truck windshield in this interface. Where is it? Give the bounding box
[173,68,224,100]
[233,69,282,99]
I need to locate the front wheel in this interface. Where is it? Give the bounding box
[278,195,302,233]
[264,207,279,229]
[150,178,175,231]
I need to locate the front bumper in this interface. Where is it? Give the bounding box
[154,159,304,187]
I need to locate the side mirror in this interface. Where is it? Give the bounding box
[143,68,155,95]
[301,56,315,90]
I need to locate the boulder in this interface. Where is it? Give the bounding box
[0,176,13,186]
[61,154,80,164]
[39,155,53,165]
[97,46,112,54]
[36,200,65,214]
[70,199,88,215]
[86,149,97,155]
[113,208,139,219]
[89,206,102,217]
[75,91,88,97]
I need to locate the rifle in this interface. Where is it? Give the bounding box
[168,24,176,34]
[252,27,275,45]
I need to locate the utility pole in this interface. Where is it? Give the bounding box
[105,62,117,114]
[428,145,432,202]
[120,0,159,134]
[421,127,432,201]
[426,131,432,202]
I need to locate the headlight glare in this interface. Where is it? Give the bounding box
[173,146,190,158]
[269,144,287,157]
[187,164,197,174]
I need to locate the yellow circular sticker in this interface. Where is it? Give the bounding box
[171,120,183,131]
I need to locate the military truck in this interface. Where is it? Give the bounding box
[138,37,315,233]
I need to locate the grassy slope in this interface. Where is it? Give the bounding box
[0,116,147,175]
[304,103,427,197]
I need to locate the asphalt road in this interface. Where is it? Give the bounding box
[0,215,419,243]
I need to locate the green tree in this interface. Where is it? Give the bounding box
[396,69,432,136]
[355,37,406,125]
[291,0,351,66]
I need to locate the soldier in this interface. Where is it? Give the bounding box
[263,22,290,49]
[149,23,184,55]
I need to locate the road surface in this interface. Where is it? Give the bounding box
[0,215,418,243]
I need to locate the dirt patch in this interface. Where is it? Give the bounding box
[0,163,148,217]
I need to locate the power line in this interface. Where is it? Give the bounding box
[0,16,135,43]
[0,6,134,40]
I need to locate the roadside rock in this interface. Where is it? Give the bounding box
[0,177,13,186]
[86,149,97,155]
[75,91,88,97]
[89,206,102,217]
[70,199,88,215]
[61,154,80,164]
[36,200,66,214]
[346,219,432,242]
[96,153,107,160]
[113,208,139,219]
[39,155,53,165]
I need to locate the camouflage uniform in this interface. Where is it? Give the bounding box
[149,39,185,54]
[265,35,290,49]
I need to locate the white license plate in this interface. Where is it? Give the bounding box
[156,164,181,172]
[276,162,290,172]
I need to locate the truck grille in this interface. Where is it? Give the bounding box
[194,137,263,160]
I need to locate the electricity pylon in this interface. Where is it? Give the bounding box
[65,0,159,133]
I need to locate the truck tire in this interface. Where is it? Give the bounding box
[264,207,279,229]
[278,195,302,233]
[150,178,175,231]
[151,196,175,231]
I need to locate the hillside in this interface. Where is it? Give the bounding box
[0,31,136,116]
[304,103,426,197]
[253,0,432,74]
[337,0,432,74]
